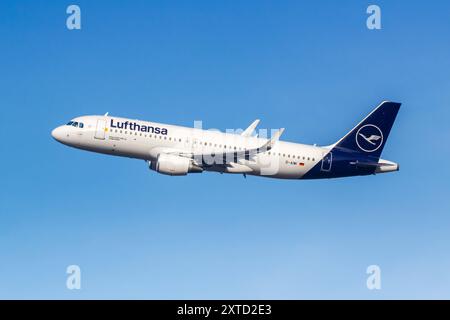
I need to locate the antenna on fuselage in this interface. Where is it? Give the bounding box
[104,112,109,116]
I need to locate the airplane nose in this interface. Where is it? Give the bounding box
[51,126,66,142]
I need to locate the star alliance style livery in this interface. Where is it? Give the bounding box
[51,101,401,179]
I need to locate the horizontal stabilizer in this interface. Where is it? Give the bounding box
[350,159,399,173]
[349,161,392,168]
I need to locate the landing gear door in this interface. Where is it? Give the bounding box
[321,152,332,172]
[94,119,106,140]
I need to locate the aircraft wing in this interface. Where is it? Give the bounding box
[162,128,285,165]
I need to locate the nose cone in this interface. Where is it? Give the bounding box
[51,126,66,142]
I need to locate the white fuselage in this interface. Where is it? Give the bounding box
[51,102,401,179]
[52,115,330,179]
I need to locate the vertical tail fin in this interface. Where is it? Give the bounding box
[333,101,401,159]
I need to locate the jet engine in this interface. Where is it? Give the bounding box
[148,154,203,176]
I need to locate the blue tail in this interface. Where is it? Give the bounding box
[333,101,401,160]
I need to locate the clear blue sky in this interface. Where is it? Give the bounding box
[1,0,450,299]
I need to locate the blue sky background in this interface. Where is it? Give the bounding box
[1,0,450,299]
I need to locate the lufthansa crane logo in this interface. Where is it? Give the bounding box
[356,124,383,152]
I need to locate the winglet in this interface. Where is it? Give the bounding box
[260,128,285,151]
[241,119,260,137]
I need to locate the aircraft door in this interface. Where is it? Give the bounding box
[94,119,106,140]
[321,152,332,172]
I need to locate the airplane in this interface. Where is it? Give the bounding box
[51,101,401,180]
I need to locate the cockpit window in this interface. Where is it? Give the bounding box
[66,121,84,128]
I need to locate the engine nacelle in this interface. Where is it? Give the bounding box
[148,154,203,176]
